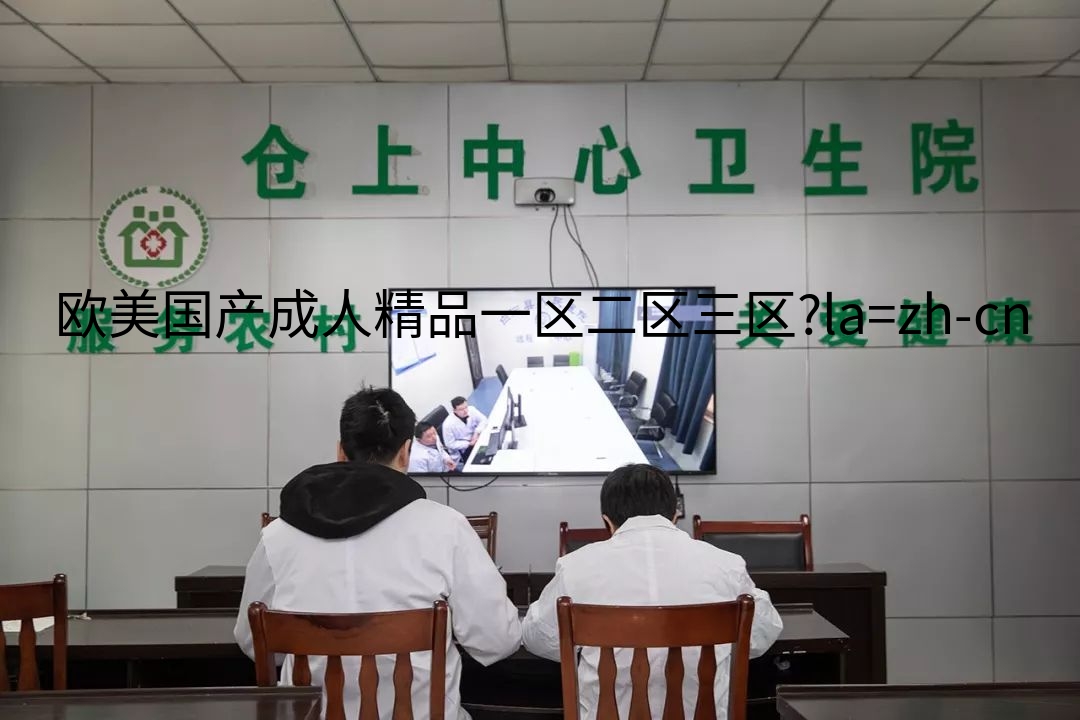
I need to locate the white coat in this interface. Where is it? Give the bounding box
[521,515,783,720]
[409,436,454,473]
[441,410,488,463]
[234,499,522,720]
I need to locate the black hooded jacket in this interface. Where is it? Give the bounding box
[278,460,427,540]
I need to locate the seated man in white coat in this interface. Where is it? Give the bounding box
[521,464,783,720]
[440,396,487,466]
[234,387,521,720]
[408,421,456,474]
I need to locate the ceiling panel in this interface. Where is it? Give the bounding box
[937,18,1080,61]
[666,0,827,19]
[199,24,362,66]
[0,25,81,66]
[43,25,220,67]
[377,66,506,81]
[794,19,965,63]
[5,0,180,24]
[0,5,23,23]
[1051,60,1080,74]
[783,62,919,78]
[513,65,644,81]
[508,22,655,65]
[237,66,374,82]
[170,0,340,24]
[100,67,238,82]
[985,0,1080,17]
[339,0,499,22]
[653,20,810,64]
[0,67,100,81]
[918,61,1056,76]
[352,22,505,66]
[646,63,782,79]
[505,0,662,22]
[826,0,989,19]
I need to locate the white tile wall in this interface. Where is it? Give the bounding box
[0,86,91,219]
[1,80,1077,680]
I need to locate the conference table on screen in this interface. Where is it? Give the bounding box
[461,366,648,474]
[3,605,846,718]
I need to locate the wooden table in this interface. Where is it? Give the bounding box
[177,561,886,683]
[777,683,1080,720]
[7,604,846,718]
[0,687,321,720]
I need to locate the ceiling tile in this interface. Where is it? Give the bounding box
[101,67,238,82]
[5,0,180,24]
[645,63,781,79]
[1051,60,1080,74]
[938,19,1080,61]
[352,22,505,66]
[0,5,23,22]
[0,25,81,66]
[513,65,644,81]
[985,0,1080,17]
[782,62,919,78]
[377,66,506,81]
[826,0,988,19]
[666,0,827,20]
[653,20,810,63]
[508,22,655,65]
[794,19,965,63]
[918,62,1056,76]
[238,66,374,81]
[0,67,100,81]
[340,0,499,22]
[200,24,361,66]
[44,25,220,67]
[170,0,341,24]
[505,0,662,22]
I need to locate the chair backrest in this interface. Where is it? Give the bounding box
[261,512,275,528]
[625,371,646,397]
[248,600,449,720]
[558,522,612,557]
[650,392,678,428]
[0,574,68,692]
[553,355,570,367]
[556,595,755,720]
[423,405,451,445]
[466,512,498,561]
[692,515,813,571]
[527,356,545,367]
[495,365,509,385]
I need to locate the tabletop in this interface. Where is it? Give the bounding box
[777,683,1080,720]
[0,687,321,720]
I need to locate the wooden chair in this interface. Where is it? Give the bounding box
[261,512,275,528]
[558,522,611,557]
[692,515,813,571]
[556,595,755,720]
[466,512,498,561]
[248,600,449,720]
[0,574,68,692]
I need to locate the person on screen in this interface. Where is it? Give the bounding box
[234,387,521,720]
[521,464,783,720]
[408,421,456,474]
[441,396,488,465]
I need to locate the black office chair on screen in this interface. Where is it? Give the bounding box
[553,354,570,367]
[607,371,646,416]
[625,392,677,459]
[527,356,544,368]
[422,405,450,445]
[495,365,508,385]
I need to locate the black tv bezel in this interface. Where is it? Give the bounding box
[386,285,718,478]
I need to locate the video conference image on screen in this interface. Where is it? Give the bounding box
[389,287,717,476]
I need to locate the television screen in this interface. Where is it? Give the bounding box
[388,287,717,476]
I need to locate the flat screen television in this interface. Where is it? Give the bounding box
[388,287,717,477]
